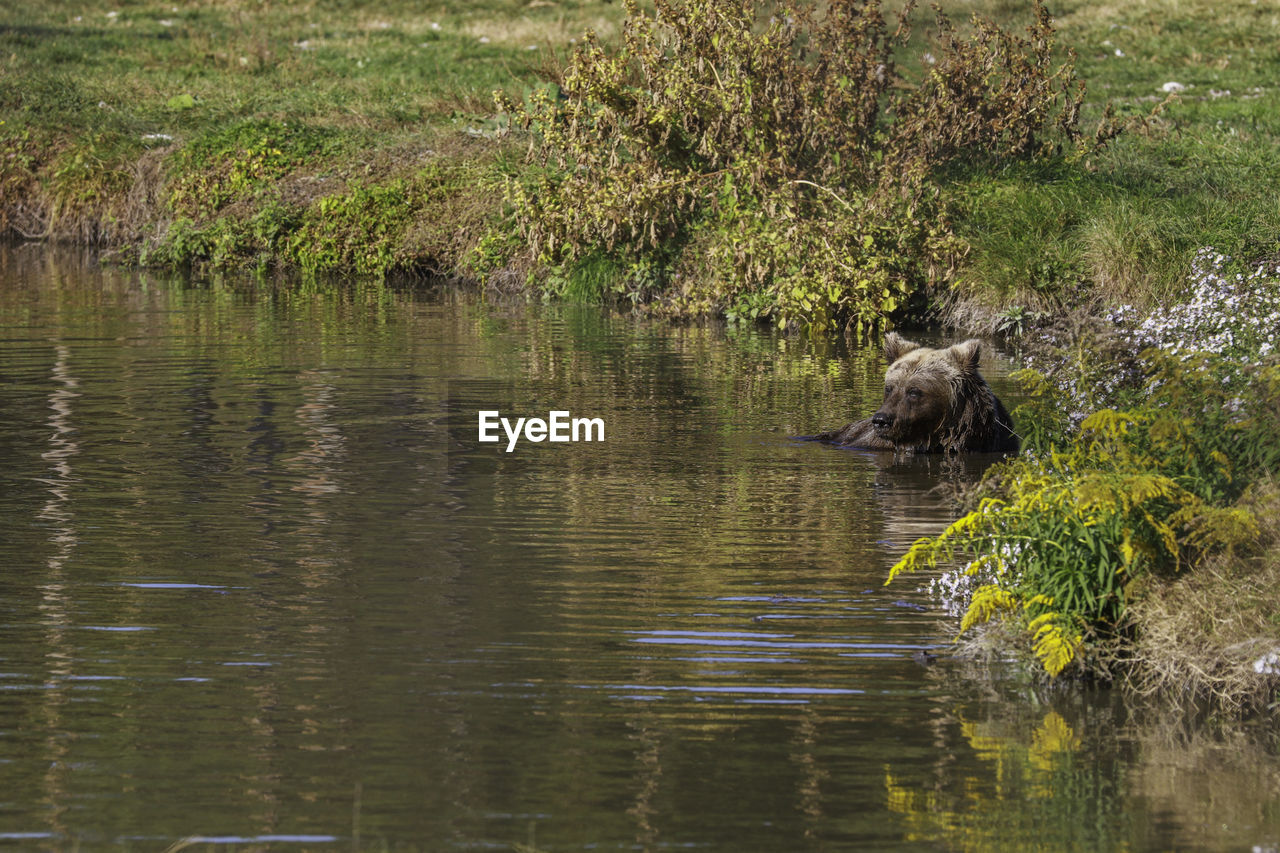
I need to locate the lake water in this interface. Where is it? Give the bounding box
[1,244,1278,851]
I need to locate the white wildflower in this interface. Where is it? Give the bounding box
[1253,651,1280,675]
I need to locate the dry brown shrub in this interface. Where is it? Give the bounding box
[1124,477,1280,716]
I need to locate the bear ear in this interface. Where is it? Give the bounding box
[883,332,921,364]
[948,339,982,375]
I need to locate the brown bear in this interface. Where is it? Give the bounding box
[809,333,1019,454]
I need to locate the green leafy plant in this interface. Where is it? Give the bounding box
[892,353,1280,678]
[286,181,414,277]
[168,120,334,217]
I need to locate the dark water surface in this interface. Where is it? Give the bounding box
[1,246,1279,851]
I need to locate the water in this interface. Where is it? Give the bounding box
[1,245,1278,851]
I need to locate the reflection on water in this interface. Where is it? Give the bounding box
[0,244,1278,850]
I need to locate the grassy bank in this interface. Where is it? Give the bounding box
[0,0,624,275]
[2,1,1278,320]
[4,0,1280,713]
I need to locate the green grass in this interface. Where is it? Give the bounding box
[0,0,605,135]
[938,0,1280,321]
[950,126,1280,314]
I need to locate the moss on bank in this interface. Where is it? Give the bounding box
[126,128,515,279]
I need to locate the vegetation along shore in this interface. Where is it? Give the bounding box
[4,0,1280,715]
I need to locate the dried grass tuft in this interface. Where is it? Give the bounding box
[1124,477,1280,716]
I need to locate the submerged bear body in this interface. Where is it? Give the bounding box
[810,333,1019,454]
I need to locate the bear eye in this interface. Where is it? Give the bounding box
[906,387,923,400]
[884,385,892,398]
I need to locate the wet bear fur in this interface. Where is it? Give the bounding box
[812,333,1019,454]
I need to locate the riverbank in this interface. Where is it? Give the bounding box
[0,0,563,278]
[3,1,1278,324]
[919,272,1280,714]
[5,0,1280,715]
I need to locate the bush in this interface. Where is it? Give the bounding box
[892,398,1264,677]
[500,0,1120,332]
[894,253,1280,679]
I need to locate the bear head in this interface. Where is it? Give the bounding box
[870,332,983,448]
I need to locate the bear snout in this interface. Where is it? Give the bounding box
[871,411,894,431]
